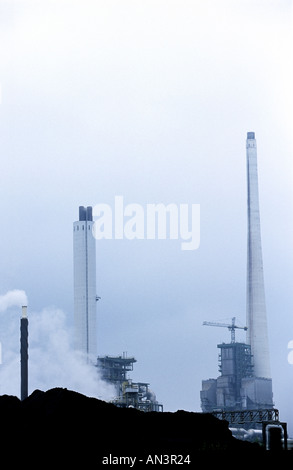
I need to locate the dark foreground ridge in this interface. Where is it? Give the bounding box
[0,388,262,464]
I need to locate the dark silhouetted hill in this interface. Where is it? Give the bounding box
[0,387,263,465]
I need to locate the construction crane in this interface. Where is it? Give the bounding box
[203,317,247,343]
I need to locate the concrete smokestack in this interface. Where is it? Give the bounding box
[20,306,28,400]
[73,206,97,360]
[246,132,271,378]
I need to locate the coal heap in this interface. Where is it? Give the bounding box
[0,388,262,464]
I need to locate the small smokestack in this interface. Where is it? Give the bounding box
[20,306,28,400]
[22,305,27,318]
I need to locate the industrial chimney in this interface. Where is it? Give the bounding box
[73,206,97,360]
[20,305,28,400]
[246,132,271,378]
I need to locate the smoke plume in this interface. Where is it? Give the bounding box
[0,290,28,312]
[0,294,115,401]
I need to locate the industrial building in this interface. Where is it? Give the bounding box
[97,354,163,412]
[201,132,274,418]
[201,338,273,413]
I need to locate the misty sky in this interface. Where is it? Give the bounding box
[0,0,293,433]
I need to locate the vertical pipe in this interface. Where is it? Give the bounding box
[20,306,28,400]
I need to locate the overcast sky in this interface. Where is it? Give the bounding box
[0,0,293,432]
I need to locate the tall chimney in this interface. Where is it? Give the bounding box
[73,206,97,360]
[246,132,271,378]
[20,306,28,400]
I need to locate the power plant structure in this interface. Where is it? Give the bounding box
[201,132,274,422]
[246,132,271,379]
[97,354,163,411]
[74,131,276,421]
[73,206,97,360]
[73,206,162,411]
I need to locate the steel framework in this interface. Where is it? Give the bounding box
[211,408,279,425]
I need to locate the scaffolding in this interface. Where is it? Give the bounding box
[97,354,163,412]
[97,355,136,387]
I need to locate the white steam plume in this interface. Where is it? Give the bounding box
[0,304,115,401]
[0,290,28,312]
